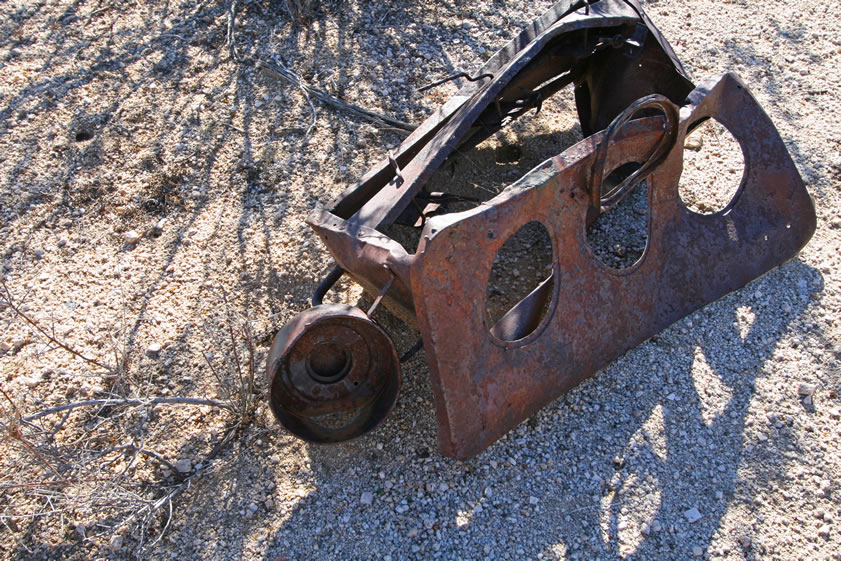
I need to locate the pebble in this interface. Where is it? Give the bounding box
[360,491,374,506]
[147,343,163,355]
[818,524,831,538]
[650,520,662,532]
[820,480,831,495]
[692,545,704,557]
[684,507,702,523]
[799,383,817,397]
[685,135,704,151]
[109,535,123,551]
[151,218,166,237]
[174,459,192,474]
[124,230,142,244]
[738,534,752,548]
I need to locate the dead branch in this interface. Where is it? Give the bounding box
[257,60,416,135]
[1,388,64,481]
[0,278,114,373]
[22,397,233,423]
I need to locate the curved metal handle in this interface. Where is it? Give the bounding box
[312,265,345,306]
[590,94,680,213]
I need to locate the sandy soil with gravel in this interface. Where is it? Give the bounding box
[1,1,840,560]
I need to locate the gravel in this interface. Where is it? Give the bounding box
[1,1,840,561]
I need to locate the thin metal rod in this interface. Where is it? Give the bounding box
[366,270,395,317]
[312,266,345,306]
[417,71,494,93]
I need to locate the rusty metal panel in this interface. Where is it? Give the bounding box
[409,74,815,459]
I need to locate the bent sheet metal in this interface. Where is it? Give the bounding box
[266,0,816,459]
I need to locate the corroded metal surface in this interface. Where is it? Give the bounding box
[411,74,815,458]
[267,0,816,459]
[266,304,401,443]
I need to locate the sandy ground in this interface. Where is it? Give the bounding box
[1,1,840,560]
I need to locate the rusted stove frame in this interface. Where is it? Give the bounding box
[267,0,816,459]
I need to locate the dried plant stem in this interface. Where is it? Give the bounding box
[1,388,63,479]
[257,60,416,134]
[22,397,233,423]
[0,278,114,372]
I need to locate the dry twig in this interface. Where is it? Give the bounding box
[0,277,114,373]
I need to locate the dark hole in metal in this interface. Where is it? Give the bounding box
[587,162,649,270]
[486,221,554,341]
[306,344,352,384]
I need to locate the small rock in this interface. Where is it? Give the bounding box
[147,343,162,355]
[360,491,374,506]
[33,248,44,259]
[685,135,703,151]
[684,507,702,523]
[75,523,86,539]
[692,545,704,557]
[57,238,67,248]
[123,230,142,244]
[799,383,817,397]
[438,482,449,493]
[818,524,831,538]
[109,535,123,551]
[407,528,419,538]
[174,459,192,473]
[529,496,539,505]
[650,520,662,533]
[737,534,752,548]
[18,376,40,388]
[820,480,831,495]
[248,503,258,514]
[641,523,650,536]
[150,219,166,237]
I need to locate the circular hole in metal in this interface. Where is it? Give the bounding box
[305,344,352,384]
[679,118,745,214]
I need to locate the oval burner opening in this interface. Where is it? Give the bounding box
[486,221,554,342]
[679,118,745,214]
[587,162,649,270]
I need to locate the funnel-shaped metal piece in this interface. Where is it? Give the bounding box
[266,304,401,443]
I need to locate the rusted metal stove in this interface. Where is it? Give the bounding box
[267,0,816,459]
